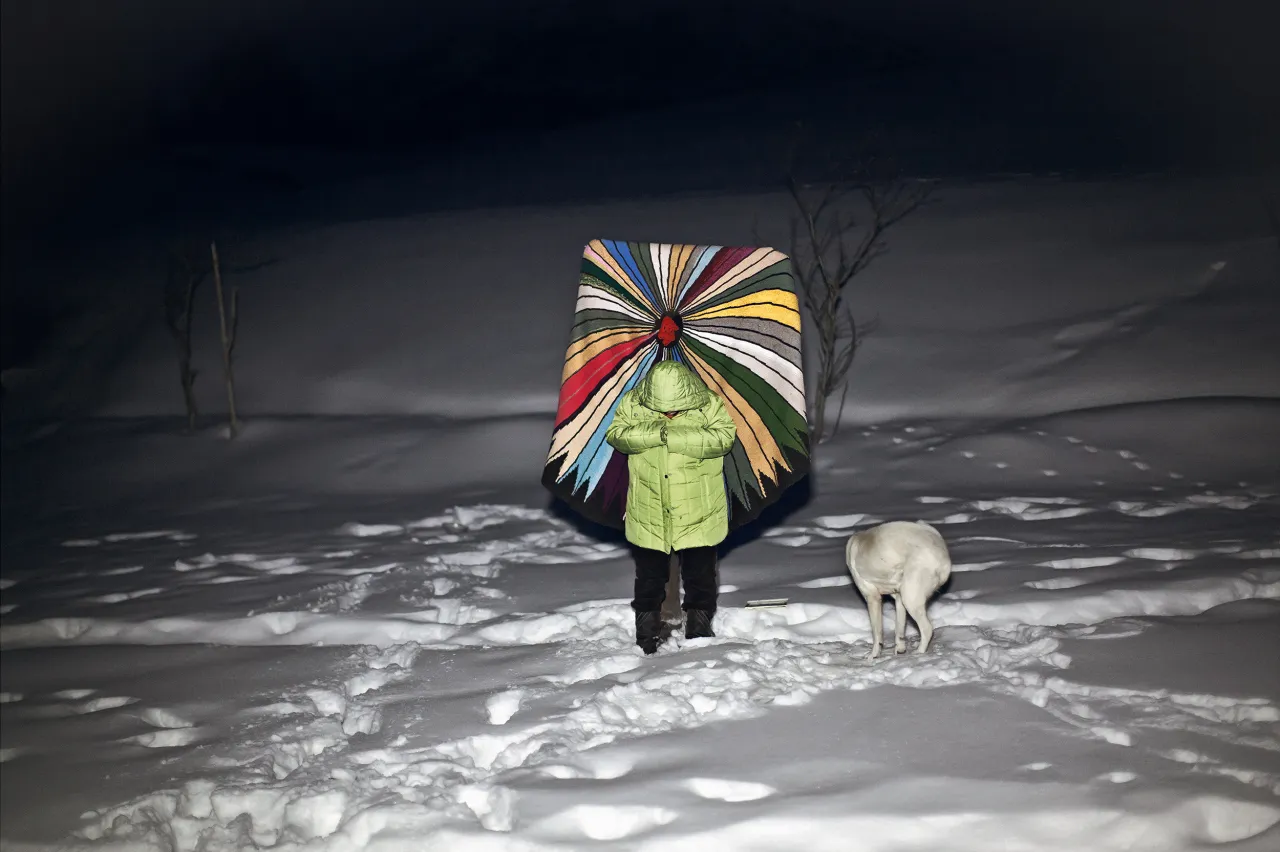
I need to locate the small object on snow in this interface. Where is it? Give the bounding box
[745,598,789,608]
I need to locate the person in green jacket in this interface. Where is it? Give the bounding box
[605,359,737,654]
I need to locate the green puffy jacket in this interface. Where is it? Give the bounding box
[605,361,737,553]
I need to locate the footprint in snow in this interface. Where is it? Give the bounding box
[1124,547,1196,561]
[796,576,852,588]
[111,706,203,748]
[536,805,677,842]
[1037,556,1124,570]
[1024,577,1090,590]
[1164,748,1209,765]
[88,588,163,604]
[935,512,978,524]
[78,696,138,713]
[457,785,517,832]
[429,577,458,595]
[340,523,404,537]
[1234,548,1280,560]
[545,654,644,687]
[127,728,205,748]
[814,513,868,530]
[683,777,776,802]
[969,498,1091,521]
[139,707,193,729]
[486,689,526,725]
[172,553,308,575]
[104,530,188,543]
[102,565,145,576]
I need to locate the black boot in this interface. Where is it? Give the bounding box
[685,609,715,639]
[636,610,664,655]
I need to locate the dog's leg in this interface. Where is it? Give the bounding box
[892,593,907,654]
[902,587,933,654]
[864,592,883,659]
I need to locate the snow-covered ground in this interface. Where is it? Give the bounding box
[3,162,1279,850]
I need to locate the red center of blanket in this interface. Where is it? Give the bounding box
[657,315,680,347]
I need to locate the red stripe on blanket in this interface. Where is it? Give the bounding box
[555,333,653,427]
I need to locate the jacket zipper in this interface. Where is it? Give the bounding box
[660,439,673,550]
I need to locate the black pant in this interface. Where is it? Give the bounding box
[632,545,718,614]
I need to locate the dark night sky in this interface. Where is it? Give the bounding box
[5,1,1278,209]
[2,0,1278,363]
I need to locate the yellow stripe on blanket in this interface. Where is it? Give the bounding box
[686,289,801,329]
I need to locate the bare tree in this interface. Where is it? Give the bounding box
[164,248,209,431]
[786,140,934,443]
[210,242,241,438]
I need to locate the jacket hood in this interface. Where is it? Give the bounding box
[637,360,709,412]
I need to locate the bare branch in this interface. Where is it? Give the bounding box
[164,247,205,431]
[830,372,852,438]
[211,241,240,438]
[785,131,934,444]
[229,286,240,360]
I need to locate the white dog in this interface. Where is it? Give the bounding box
[846,521,952,658]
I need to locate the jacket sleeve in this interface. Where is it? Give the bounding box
[606,394,665,454]
[665,395,737,459]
